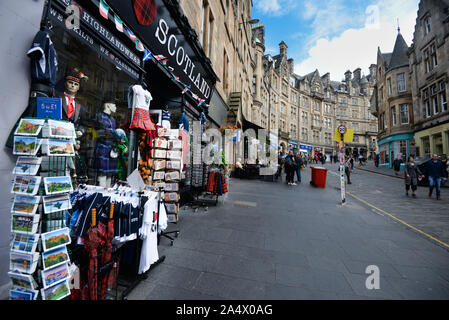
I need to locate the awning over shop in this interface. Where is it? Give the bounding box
[242,115,264,132]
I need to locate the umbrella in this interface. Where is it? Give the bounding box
[98,202,115,300]
[82,208,105,300]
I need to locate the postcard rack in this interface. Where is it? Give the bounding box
[9,117,75,300]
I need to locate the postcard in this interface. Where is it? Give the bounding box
[46,119,76,139]
[14,118,45,136]
[11,195,40,215]
[41,228,71,252]
[10,289,33,300]
[45,139,75,156]
[41,263,70,289]
[11,175,41,196]
[13,136,40,156]
[8,271,38,290]
[10,251,39,274]
[12,287,38,300]
[43,194,72,215]
[42,246,69,270]
[11,214,40,234]
[10,233,39,253]
[40,279,70,300]
[43,176,73,195]
[13,156,42,175]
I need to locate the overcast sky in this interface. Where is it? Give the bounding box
[253,0,420,81]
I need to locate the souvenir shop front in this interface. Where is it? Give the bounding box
[6,0,229,301]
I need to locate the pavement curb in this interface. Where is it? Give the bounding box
[356,166,448,188]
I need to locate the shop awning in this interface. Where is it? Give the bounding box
[242,115,264,132]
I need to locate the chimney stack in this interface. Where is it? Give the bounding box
[279,41,288,58]
[353,68,361,82]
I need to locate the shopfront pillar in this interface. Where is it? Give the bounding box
[442,130,449,155]
[430,134,437,155]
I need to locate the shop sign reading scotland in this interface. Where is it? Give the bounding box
[107,0,215,103]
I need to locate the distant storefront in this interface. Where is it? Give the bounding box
[377,133,414,167]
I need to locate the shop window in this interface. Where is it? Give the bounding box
[51,21,136,185]
[399,140,407,158]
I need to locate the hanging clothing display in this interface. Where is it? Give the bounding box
[206,170,228,196]
[128,85,156,131]
[95,112,118,174]
[161,110,172,129]
[138,191,167,274]
[26,30,58,88]
[178,112,189,132]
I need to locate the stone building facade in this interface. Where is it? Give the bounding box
[252,27,378,159]
[409,0,449,157]
[178,0,256,129]
[374,31,415,167]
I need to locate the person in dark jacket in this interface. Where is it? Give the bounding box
[392,153,402,175]
[423,154,445,200]
[284,151,295,185]
[295,152,302,183]
[404,156,423,198]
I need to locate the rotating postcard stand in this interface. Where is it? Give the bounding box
[9,117,74,300]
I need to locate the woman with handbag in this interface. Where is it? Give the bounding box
[404,156,424,198]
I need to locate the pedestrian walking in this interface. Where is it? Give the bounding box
[349,154,354,170]
[295,152,302,183]
[375,153,380,167]
[404,156,423,198]
[345,156,352,184]
[423,154,445,200]
[393,153,402,175]
[284,151,295,185]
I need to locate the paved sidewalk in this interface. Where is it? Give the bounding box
[126,168,449,300]
[355,162,448,188]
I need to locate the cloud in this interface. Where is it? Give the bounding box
[295,0,419,80]
[254,0,298,16]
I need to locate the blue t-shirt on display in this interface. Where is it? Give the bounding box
[178,112,189,131]
[27,31,58,88]
[162,110,172,122]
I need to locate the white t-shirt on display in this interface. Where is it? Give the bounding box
[138,192,168,274]
[132,85,153,111]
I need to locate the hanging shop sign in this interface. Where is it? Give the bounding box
[300,144,313,151]
[50,0,141,79]
[106,0,215,103]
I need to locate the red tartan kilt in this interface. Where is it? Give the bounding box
[130,108,156,131]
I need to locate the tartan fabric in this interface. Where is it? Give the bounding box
[206,171,215,193]
[82,225,105,300]
[206,172,228,195]
[133,0,157,26]
[222,175,228,194]
[98,212,114,300]
[96,143,118,174]
[129,108,156,131]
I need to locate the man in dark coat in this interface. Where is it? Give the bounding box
[423,154,446,200]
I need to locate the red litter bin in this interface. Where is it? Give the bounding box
[310,166,328,188]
